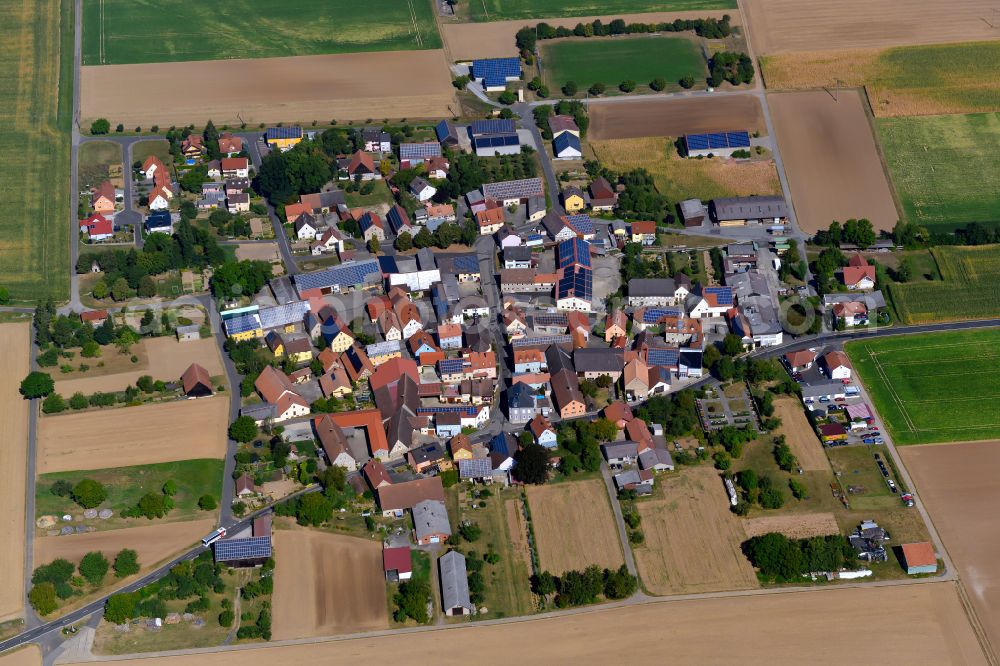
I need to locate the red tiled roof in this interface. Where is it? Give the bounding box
[900,541,936,568]
[383,546,412,573]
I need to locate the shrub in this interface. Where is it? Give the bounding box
[198,495,218,511]
[588,82,606,96]
[679,75,695,89]
[562,81,578,96]
[649,77,666,91]
[619,80,636,93]
[42,393,66,413]
[498,90,517,105]
[90,118,111,135]
[219,609,234,627]
[50,479,73,497]
[459,522,481,542]
[69,392,89,410]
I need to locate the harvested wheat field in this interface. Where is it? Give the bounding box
[588,95,765,141]
[34,519,215,576]
[54,336,224,395]
[0,646,40,666]
[743,512,840,540]
[902,440,1000,650]
[526,479,623,575]
[37,397,228,473]
[768,90,898,233]
[441,10,737,60]
[272,529,387,640]
[635,465,757,595]
[76,583,987,665]
[772,397,830,471]
[81,51,457,126]
[744,0,1000,55]
[0,324,29,621]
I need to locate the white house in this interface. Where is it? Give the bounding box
[148,188,171,210]
[295,214,319,240]
[410,177,437,202]
[311,228,345,256]
[824,351,853,380]
[687,287,733,319]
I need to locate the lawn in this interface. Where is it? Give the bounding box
[82,0,442,65]
[36,459,224,530]
[343,180,395,208]
[131,140,171,169]
[884,245,1000,324]
[79,140,123,191]
[846,329,1000,445]
[542,36,706,91]
[469,0,735,21]
[0,0,72,301]
[877,113,1000,231]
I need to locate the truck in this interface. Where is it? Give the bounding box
[201,527,226,546]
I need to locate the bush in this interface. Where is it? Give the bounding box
[649,77,666,91]
[136,492,171,519]
[69,392,89,410]
[679,75,695,89]
[229,415,258,443]
[789,478,808,500]
[619,80,636,93]
[162,479,178,496]
[90,118,111,135]
[72,479,107,508]
[198,495,218,511]
[498,90,517,105]
[104,592,139,624]
[459,521,482,542]
[562,81,578,96]
[29,583,57,615]
[113,549,140,578]
[219,609,234,627]
[588,82,606,96]
[42,393,66,414]
[50,479,73,497]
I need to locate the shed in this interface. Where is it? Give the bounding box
[679,198,706,227]
[439,550,475,616]
[180,363,213,397]
[900,542,937,575]
[383,546,413,582]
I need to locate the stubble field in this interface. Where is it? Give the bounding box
[0,324,30,621]
[37,397,229,473]
[70,583,987,664]
[742,512,840,540]
[271,529,387,640]
[884,246,1000,324]
[587,94,765,140]
[633,466,757,595]
[81,51,458,126]
[526,479,624,575]
[767,90,899,233]
[771,397,830,472]
[0,646,40,666]
[540,36,706,91]
[467,0,735,21]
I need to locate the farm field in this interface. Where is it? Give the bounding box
[37,397,229,473]
[440,9,738,60]
[768,90,899,233]
[271,529,387,640]
[878,113,1000,231]
[633,466,757,595]
[77,583,987,665]
[846,329,1000,445]
[36,459,224,531]
[52,336,224,395]
[762,41,1000,118]
[466,0,735,21]
[587,94,765,140]
[81,50,457,126]
[525,479,623,575]
[540,36,706,92]
[0,0,71,301]
[771,397,830,472]
[742,512,840,540]
[744,0,1000,55]
[902,440,1000,650]
[0,646,40,666]
[0,324,30,621]
[884,245,1000,324]
[83,0,441,65]
[591,136,781,202]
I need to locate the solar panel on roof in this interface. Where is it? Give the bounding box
[685,131,751,151]
[705,286,734,305]
[558,237,591,269]
[439,359,466,374]
[265,127,302,140]
[214,537,272,562]
[294,260,381,293]
[399,143,442,160]
[511,334,572,348]
[417,406,477,416]
[471,119,517,136]
[225,313,261,335]
[565,214,594,235]
[642,308,682,324]
[646,348,680,367]
[558,265,592,301]
[459,458,493,478]
[472,58,521,81]
[474,134,519,149]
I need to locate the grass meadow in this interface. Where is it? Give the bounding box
[846,329,1000,445]
[82,0,442,65]
[541,36,706,91]
[0,0,72,302]
[877,113,1000,231]
[885,245,1000,324]
[469,0,735,21]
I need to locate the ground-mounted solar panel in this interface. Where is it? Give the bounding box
[726,131,751,147]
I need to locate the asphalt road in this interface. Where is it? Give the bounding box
[205,294,244,527]
[240,133,298,275]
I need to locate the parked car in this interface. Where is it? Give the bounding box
[887,479,898,493]
[873,437,884,444]
[901,493,915,507]
[819,397,831,403]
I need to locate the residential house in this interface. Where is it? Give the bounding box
[589,177,617,212]
[386,204,414,237]
[622,358,650,401]
[625,418,654,452]
[541,212,576,242]
[409,176,436,202]
[311,227,346,256]
[842,253,876,290]
[449,434,474,461]
[528,415,558,448]
[602,441,639,466]
[507,381,553,424]
[823,351,853,380]
[424,202,456,230]
[283,336,312,364]
[435,120,460,148]
[439,551,475,616]
[358,211,385,243]
[627,277,690,307]
[221,157,249,178]
[377,476,445,518]
[412,499,451,545]
[218,134,243,156]
[514,348,546,374]
[574,348,624,382]
[362,128,391,153]
[314,414,357,471]
[363,458,392,490]
[347,150,378,180]
[688,286,734,318]
[91,180,116,213]
[833,300,868,327]
[227,192,250,214]
[553,132,582,160]
[561,186,586,213]
[784,349,817,372]
[399,142,441,169]
[408,443,448,474]
[489,433,518,473]
[503,246,532,269]
[318,364,353,397]
[630,221,657,245]
[366,340,402,366]
[80,309,109,328]
[437,323,463,350]
[550,368,585,418]
[294,212,319,240]
[476,206,505,235]
[603,401,633,429]
[181,135,204,162]
[254,365,309,422]
[527,195,547,222]
[80,213,114,241]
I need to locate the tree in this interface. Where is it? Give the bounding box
[498,90,517,105]
[715,356,736,380]
[136,492,170,519]
[896,256,914,283]
[534,571,556,596]
[162,479,178,496]
[393,579,430,623]
[296,492,333,526]
[562,81,578,96]
[79,551,110,585]
[619,80,636,93]
[69,392,89,410]
[368,237,380,254]
[198,495,217,511]
[588,82,606,96]
[72,479,106,508]
[29,583,57,615]
[90,118,111,135]
[679,75,695,89]
[459,521,482,542]
[50,479,73,497]
[218,609,235,627]
[228,415,258,443]
[0,286,9,304]
[395,232,412,251]
[649,77,666,91]
[722,333,744,356]
[113,549,140,578]
[20,371,54,398]
[104,592,139,624]
[111,277,130,301]
[515,443,550,484]
[137,275,157,298]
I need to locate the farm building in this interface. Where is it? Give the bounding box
[471,57,521,91]
[470,118,521,156]
[383,547,412,582]
[553,132,582,160]
[213,536,272,568]
[181,363,213,397]
[900,542,938,575]
[817,423,848,443]
[439,550,475,616]
[680,199,707,227]
[435,120,460,147]
[710,196,789,227]
[482,178,544,206]
[265,126,302,151]
[589,176,617,212]
[684,131,751,158]
[412,499,451,545]
[293,259,382,298]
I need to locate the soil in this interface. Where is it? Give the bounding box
[234,243,281,263]
[91,583,986,665]
[587,94,766,141]
[271,528,388,640]
[81,51,457,126]
[440,10,738,60]
[772,397,831,472]
[504,498,533,577]
[0,324,29,621]
[526,479,624,575]
[767,90,899,233]
[53,337,225,396]
[37,397,229,473]
[0,646,41,666]
[743,512,840,539]
[744,0,1000,55]
[634,466,758,595]
[901,440,1000,651]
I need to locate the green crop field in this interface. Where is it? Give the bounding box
[541,36,706,91]
[846,329,1000,445]
[877,113,1000,232]
[469,0,735,21]
[886,245,1000,324]
[0,0,72,302]
[83,0,442,65]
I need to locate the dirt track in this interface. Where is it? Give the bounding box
[744,0,1000,55]
[69,582,986,664]
[37,397,229,473]
[768,90,899,233]
[0,324,29,621]
[271,529,387,640]
[772,397,831,471]
[441,10,738,60]
[902,441,1000,653]
[588,95,765,141]
[81,51,457,125]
